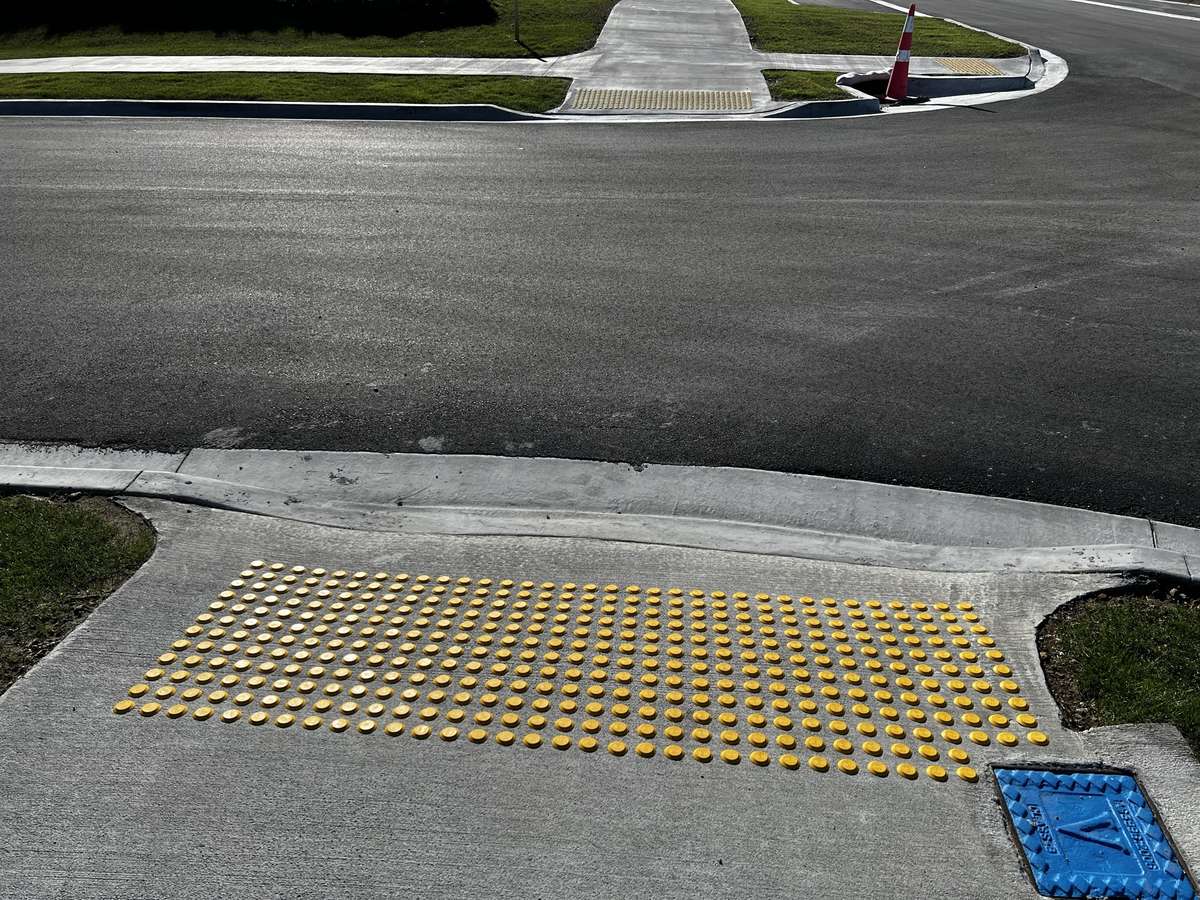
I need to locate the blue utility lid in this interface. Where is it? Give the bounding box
[996,767,1195,898]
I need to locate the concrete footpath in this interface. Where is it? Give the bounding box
[0,49,1032,79]
[0,444,1197,898]
[564,0,773,111]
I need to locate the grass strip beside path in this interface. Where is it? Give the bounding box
[0,495,154,698]
[735,1,1024,57]
[0,0,618,60]
[762,69,844,101]
[0,73,572,111]
[1038,583,1200,757]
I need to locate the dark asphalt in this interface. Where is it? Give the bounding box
[1,0,1198,524]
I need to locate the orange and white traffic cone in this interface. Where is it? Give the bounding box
[884,4,916,101]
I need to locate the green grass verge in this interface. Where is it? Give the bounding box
[1039,586,1200,757]
[0,73,572,111]
[762,69,844,101]
[734,1,1024,57]
[0,495,154,697]
[0,0,618,60]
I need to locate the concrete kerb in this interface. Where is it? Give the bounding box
[0,58,1063,122]
[907,74,1032,97]
[0,13,1068,124]
[764,91,881,118]
[0,59,1065,124]
[0,98,552,122]
[893,24,1069,110]
[0,442,1194,582]
[0,96,871,124]
[765,4,1067,115]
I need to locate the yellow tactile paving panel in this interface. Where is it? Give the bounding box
[571,88,754,112]
[935,58,1007,76]
[115,562,1050,782]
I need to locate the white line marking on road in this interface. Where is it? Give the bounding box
[1039,0,1200,20]
[862,0,1197,18]
[852,0,933,16]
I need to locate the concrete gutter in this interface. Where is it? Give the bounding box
[1,442,1195,581]
[0,98,550,121]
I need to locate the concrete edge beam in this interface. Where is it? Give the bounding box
[0,444,1195,581]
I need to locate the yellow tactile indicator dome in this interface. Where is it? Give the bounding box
[114,562,1047,784]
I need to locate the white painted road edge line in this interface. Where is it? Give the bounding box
[1036,0,1200,20]
[855,0,935,16]
[864,0,1200,20]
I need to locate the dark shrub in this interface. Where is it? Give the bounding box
[2,0,499,36]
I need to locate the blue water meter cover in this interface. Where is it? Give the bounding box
[996,767,1196,898]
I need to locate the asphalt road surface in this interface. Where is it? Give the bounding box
[1,0,1197,524]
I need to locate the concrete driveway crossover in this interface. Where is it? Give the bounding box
[1,491,1197,899]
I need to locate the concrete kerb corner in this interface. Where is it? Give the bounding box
[759,57,1066,123]
[759,40,1068,120]
[772,0,1067,115]
[764,6,1069,116]
[868,44,1066,113]
[910,26,1069,109]
[0,442,1195,583]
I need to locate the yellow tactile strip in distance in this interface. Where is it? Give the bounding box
[115,563,1050,781]
[934,57,1007,76]
[571,88,754,111]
